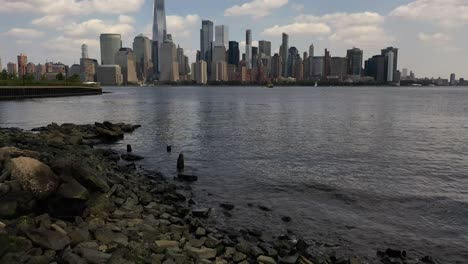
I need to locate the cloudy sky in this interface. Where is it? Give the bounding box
[0,0,466,78]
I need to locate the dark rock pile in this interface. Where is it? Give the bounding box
[0,122,437,264]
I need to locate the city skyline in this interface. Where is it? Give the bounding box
[0,0,467,78]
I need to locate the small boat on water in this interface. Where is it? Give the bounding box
[314,82,318,87]
[266,83,274,88]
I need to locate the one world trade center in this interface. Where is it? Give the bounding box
[152,0,167,80]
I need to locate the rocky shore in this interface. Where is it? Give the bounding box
[0,122,437,264]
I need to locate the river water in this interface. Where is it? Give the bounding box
[0,86,467,263]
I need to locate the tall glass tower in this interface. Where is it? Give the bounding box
[152,0,167,79]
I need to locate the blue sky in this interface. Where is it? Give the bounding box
[0,0,467,78]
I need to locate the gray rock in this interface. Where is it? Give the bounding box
[186,246,217,260]
[72,163,110,193]
[25,228,70,250]
[153,240,179,253]
[258,255,277,264]
[235,241,251,255]
[56,176,90,201]
[233,252,247,262]
[68,226,90,246]
[0,199,17,217]
[196,227,206,236]
[8,157,59,198]
[0,147,40,162]
[192,208,211,218]
[77,247,111,264]
[62,250,86,264]
[94,228,128,246]
[121,154,144,162]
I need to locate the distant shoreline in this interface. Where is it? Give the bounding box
[0,86,102,100]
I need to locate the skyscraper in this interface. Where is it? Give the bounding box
[81,44,89,59]
[323,49,331,79]
[0,57,2,71]
[152,0,167,79]
[100,34,122,65]
[17,53,27,77]
[259,41,271,57]
[7,63,17,76]
[160,40,179,82]
[346,47,363,76]
[287,47,298,77]
[280,33,289,77]
[115,48,138,85]
[309,44,314,58]
[200,20,214,62]
[133,34,152,82]
[228,41,240,66]
[215,25,229,48]
[381,47,398,82]
[385,51,394,82]
[245,30,252,69]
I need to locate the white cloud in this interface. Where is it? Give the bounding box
[167,15,201,38]
[419,32,451,44]
[225,0,289,18]
[3,28,45,39]
[0,0,145,16]
[62,17,135,38]
[390,0,468,28]
[262,12,393,48]
[32,15,66,28]
[262,23,331,36]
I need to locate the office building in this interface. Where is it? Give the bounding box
[347,48,363,76]
[97,65,123,86]
[153,0,167,78]
[133,34,152,82]
[381,47,398,82]
[26,63,36,76]
[271,53,282,79]
[214,61,228,81]
[81,44,89,59]
[245,29,252,69]
[69,64,81,77]
[35,64,46,80]
[450,73,456,86]
[323,49,331,79]
[80,58,98,82]
[160,40,179,82]
[309,44,314,58]
[192,60,208,84]
[365,55,385,82]
[280,33,289,77]
[385,51,394,82]
[17,53,27,77]
[100,34,122,65]
[115,48,138,84]
[311,57,324,78]
[200,20,214,62]
[259,40,272,57]
[330,57,348,80]
[252,46,258,69]
[215,25,229,48]
[287,47,298,77]
[228,41,240,66]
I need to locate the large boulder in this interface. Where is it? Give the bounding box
[25,228,70,250]
[0,147,40,161]
[45,177,90,218]
[71,162,109,193]
[7,157,59,199]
